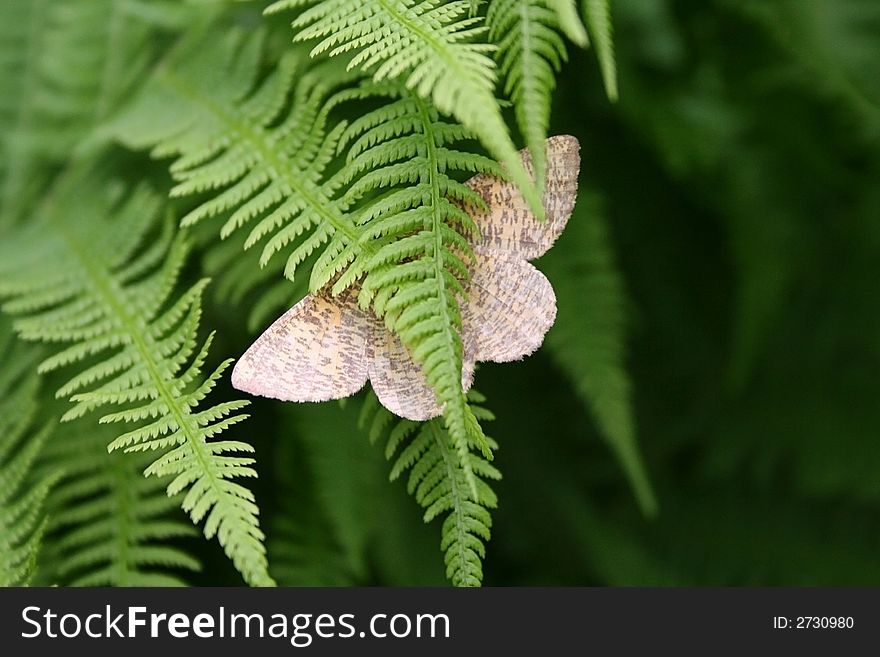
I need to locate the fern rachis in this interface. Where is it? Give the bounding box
[361,389,499,586]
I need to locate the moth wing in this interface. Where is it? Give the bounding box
[368,323,475,421]
[461,248,557,363]
[231,291,372,402]
[465,134,580,260]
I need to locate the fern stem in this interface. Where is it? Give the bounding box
[414,95,487,492]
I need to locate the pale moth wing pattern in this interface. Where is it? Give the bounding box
[231,135,581,419]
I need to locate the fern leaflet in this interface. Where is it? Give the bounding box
[488,0,567,189]
[110,32,361,292]
[536,0,617,101]
[583,0,617,101]
[361,388,499,586]
[547,0,588,46]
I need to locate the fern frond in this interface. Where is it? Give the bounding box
[110,32,365,293]
[0,162,274,586]
[114,35,497,475]
[266,0,544,216]
[333,83,500,482]
[363,388,499,586]
[526,0,616,102]
[0,332,54,586]
[542,191,655,514]
[487,0,567,188]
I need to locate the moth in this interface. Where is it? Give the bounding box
[231,135,580,420]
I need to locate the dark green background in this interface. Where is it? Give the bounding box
[483,0,880,585]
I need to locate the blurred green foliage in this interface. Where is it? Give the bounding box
[533,0,880,585]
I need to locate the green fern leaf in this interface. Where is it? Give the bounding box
[363,388,499,586]
[547,0,588,46]
[332,82,500,483]
[266,0,544,217]
[487,0,567,188]
[0,162,274,586]
[536,0,617,101]
[541,191,655,514]
[109,32,365,293]
[113,35,496,479]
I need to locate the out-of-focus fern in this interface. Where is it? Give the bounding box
[266,0,543,216]
[730,0,880,132]
[36,420,200,586]
[547,0,588,46]
[0,0,187,226]
[487,0,567,188]
[0,162,274,587]
[361,389,500,586]
[541,191,655,514]
[0,329,54,586]
[269,401,386,585]
[0,0,50,226]
[582,0,617,101]
[576,486,880,586]
[541,0,616,100]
